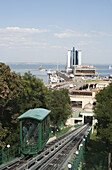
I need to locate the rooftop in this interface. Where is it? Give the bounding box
[71,90,92,93]
[18,108,51,121]
[72,109,93,118]
[73,65,96,69]
[72,110,82,118]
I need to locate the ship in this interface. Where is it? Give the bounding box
[39,65,47,71]
[109,65,112,70]
[39,66,42,70]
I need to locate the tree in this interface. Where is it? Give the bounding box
[0,65,48,148]
[94,83,112,169]
[0,63,24,147]
[19,72,48,113]
[0,63,23,126]
[46,88,72,131]
[0,123,9,149]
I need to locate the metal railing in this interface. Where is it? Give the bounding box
[67,127,92,170]
[68,128,109,170]
[0,144,20,165]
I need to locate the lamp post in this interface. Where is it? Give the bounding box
[7,144,10,161]
[68,163,72,169]
[79,143,84,168]
[75,150,79,168]
[76,150,79,155]
[79,143,83,149]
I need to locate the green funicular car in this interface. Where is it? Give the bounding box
[18,108,50,156]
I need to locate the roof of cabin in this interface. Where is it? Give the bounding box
[18,108,51,121]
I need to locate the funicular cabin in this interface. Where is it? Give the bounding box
[18,108,50,156]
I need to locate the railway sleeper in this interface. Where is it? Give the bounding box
[18,125,89,170]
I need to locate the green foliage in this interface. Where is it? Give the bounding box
[0,63,72,148]
[0,63,23,127]
[5,125,20,147]
[46,88,72,129]
[0,123,9,149]
[94,83,112,151]
[56,126,71,138]
[0,63,24,148]
[19,72,48,113]
[83,132,108,169]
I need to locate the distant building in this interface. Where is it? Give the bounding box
[77,50,82,65]
[66,81,110,127]
[73,65,96,77]
[72,47,76,66]
[66,47,82,73]
[67,50,71,68]
[66,47,97,79]
[70,89,97,109]
[66,88,98,126]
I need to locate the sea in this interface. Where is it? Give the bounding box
[7,63,112,84]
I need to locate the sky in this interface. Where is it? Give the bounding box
[0,0,112,65]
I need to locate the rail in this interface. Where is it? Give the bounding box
[0,124,90,170]
[18,124,89,170]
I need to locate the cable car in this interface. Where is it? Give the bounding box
[18,108,50,156]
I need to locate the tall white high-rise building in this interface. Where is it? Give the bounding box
[67,50,71,68]
[66,47,82,72]
[66,47,96,77]
[78,50,82,65]
[71,47,76,66]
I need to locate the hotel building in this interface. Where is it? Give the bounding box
[66,47,96,78]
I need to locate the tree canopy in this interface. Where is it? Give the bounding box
[0,63,23,126]
[94,83,112,151]
[0,63,72,148]
[46,88,72,129]
[0,123,9,149]
[19,72,48,113]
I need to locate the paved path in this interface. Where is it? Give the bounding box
[47,136,56,143]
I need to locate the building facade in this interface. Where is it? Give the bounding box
[66,47,82,73]
[73,65,96,77]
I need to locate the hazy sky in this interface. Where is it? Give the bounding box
[0,0,112,64]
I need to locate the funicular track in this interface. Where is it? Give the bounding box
[0,155,33,170]
[18,124,90,170]
[0,125,82,170]
[0,124,90,170]
[44,124,83,150]
[40,131,87,170]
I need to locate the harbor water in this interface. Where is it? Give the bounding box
[8,63,112,84]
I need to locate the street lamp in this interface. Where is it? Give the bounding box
[80,143,83,147]
[68,163,72,169]
[7,144,10,148]
[79,143,83,150]
[7,144,10,160]
[75,151,79,168]
[76,151,79,155]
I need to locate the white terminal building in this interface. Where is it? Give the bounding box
[66,47,96,78]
